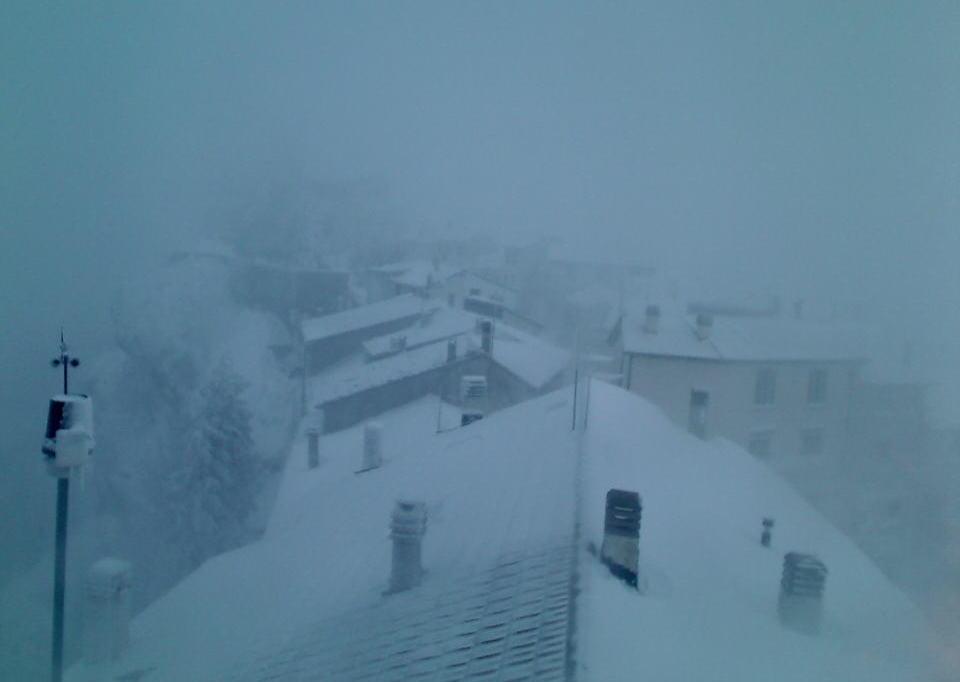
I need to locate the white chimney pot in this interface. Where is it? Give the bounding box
[362,422,383,471]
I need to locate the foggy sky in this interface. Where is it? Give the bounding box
[2,2,959,568]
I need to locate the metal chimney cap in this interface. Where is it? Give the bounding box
[391,500,427,538]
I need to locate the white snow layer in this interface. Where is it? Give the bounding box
[69,383,945,682]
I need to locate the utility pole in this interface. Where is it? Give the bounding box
[49,330,80,682]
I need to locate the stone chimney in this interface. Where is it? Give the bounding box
[600,489,642,588]
[480,319,494,354]
[643,304,661,334]
[83,558,132,665]
[446,339,458,363]
[778,552,827,635]
[387,500,427,593]
[694,313,713,341]
[362,422,383,471]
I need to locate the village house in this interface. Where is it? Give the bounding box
[609,304,865,460]
[67,382,937,681]
[309,310,569,433]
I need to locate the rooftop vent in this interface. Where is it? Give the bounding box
[601,489,642,588]
[360,422,383,472]
[694,313,713,341]
[778,552,827,635]
[460,375,487,426]
[643,304,661,334]
[83,558,132,664]
[389,335,407,352]
[387,500,427,593]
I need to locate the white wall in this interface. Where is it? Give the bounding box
[626,354,857,460]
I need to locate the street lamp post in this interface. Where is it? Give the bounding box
[49,330,80,682]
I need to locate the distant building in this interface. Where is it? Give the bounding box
[310,315,569,433]
[609,305,864,459]
[301,294,434,373]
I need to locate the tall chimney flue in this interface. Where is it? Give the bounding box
[361,422,383,471]
[480,319,494,355]
[306,410,325,470]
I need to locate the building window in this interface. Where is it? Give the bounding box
[807,368,828,404]
[801,428,825,455]
[748,430,774,458]
[754,368,777,405]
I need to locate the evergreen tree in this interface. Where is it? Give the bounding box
[183,359,260,560]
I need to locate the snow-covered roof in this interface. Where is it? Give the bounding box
[362,307,476,360]
[310,336,475,406]
[301,294,432,343]
[311,319,568,405]
[69,384,939,682]
[393,262,461,289]
[490,326,569,388]
[620,310,866,363]
[369,260,461,289]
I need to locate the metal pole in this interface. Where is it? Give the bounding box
[51,477,69,682]
[571,367,579,431]
[50,331,74,682]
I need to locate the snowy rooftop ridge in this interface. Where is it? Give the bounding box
[310,336,475,406]
[619,309,866,362]
[362,307,477,359]
[70,384,939,682]
[301,294,435,342]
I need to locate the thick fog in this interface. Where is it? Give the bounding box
[2,2,959,680]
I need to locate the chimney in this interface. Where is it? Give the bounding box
[601,489,642,588]
[361,422,383,471]
[446,339,457,363]
[83,558,132,664]
[480,319,494,354]
[387,500,427,593]
[778,552,827,635]
[305,410,325,469]
[761,518,775,548]
[694,313,713,341]
[643,304,660,334]
[460,375,487,426]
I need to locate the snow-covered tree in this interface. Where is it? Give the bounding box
[178,359,260,561]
